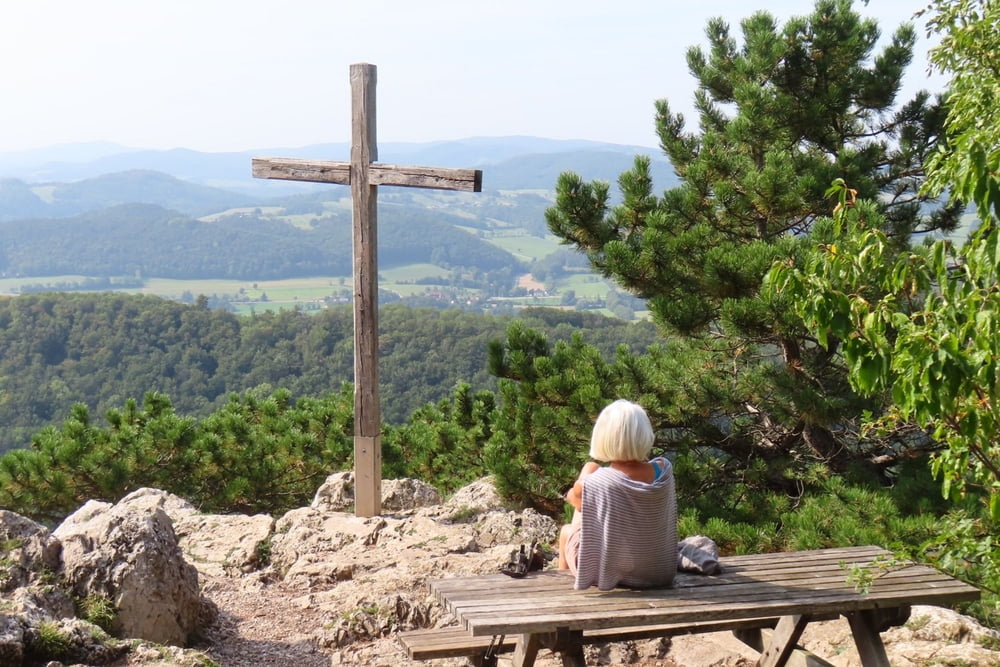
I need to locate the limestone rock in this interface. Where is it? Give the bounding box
[380,477,442,511]
[174,512,274,577]
[269,508,393,585]
[22,617,130,665]
[7,585,75,625]
[119,487,275,578]
[0,613,24,665]
[440,476,510,516]
[53,490,205,646]
[113,487,198,521]
[312,471,444,513]
[311,471,355,512]
[0,510,61,591]
[880,605,1000,666]
[473,507,558,550]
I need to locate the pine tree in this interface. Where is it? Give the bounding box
[542,0,960,486]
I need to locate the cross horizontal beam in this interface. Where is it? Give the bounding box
[252,157,482,192]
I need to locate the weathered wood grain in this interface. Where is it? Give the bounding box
[369,163,482,191]
[250,63,483,517]
[251,158,482,192]
[350,63,381,518]
[424,546,979,666]
[251,157,351,184]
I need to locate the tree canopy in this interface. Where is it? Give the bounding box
[919,0,1000,223]
[764,0,1000,620]
[537,0,958,499]
[0,293,661,453]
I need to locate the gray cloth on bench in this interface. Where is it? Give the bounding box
[677,534,721,575]
[575,457,677,591]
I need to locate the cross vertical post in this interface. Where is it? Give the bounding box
[251,63,483,517]
[350,64,381,517]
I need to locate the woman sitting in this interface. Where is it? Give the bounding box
[558,399,677,591]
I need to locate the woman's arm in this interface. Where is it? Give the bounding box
[565,461,600,511]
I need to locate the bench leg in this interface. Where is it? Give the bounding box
[846,610,891,667]
[512,633,542,667]
[510,628,585,667]
[551,628,585,667]
[757,614,810,667]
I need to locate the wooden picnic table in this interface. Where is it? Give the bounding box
[427,545,980,666]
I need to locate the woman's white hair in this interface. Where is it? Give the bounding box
[588,399,654,462]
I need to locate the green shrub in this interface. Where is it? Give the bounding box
[0,387,356,521]
[27,621,71,660]
[76,593,117,633]
[677,477,943,560]
[920,511,1000,629]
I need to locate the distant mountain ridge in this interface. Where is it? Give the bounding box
[0,170,254,221]
[0,136,675,198]
[0,137,678,283]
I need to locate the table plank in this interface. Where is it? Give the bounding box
[435,566,967,617]
[463,583,976,637]
[427,547,979,638]
[442,578,975,619]
[430,545,889,601]
[453,572,975,617]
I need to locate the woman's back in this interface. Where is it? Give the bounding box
[574,456,677,591]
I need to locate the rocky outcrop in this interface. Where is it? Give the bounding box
[174,512,274,577]
[0,510,61,591]
[53,489,207,646]
[802,604,1000,666]
[0,475,534,665]
[310,471,445,513]
[0,509,130,665]
[2,475,999,666]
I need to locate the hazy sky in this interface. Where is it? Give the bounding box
[1,0,945,154]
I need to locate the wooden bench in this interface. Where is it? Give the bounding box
[399,616,840,664]
[400,546,980,667]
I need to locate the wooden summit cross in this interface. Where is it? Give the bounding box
[252,63,483,517]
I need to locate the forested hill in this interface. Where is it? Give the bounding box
[0,292,661,454]
[0,202,519,280]
[0,170,254,221]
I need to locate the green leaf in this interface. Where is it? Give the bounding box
[854,355,884,394]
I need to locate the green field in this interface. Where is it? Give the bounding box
[380,263,449,282]
[0,270,611,303]
[0,275,350,309]
[200,206,285,222]
[0,262,633,319]
[559,272,613,298]
[484,234,562,262]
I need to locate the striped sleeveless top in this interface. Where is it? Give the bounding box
[574,456,678,591]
